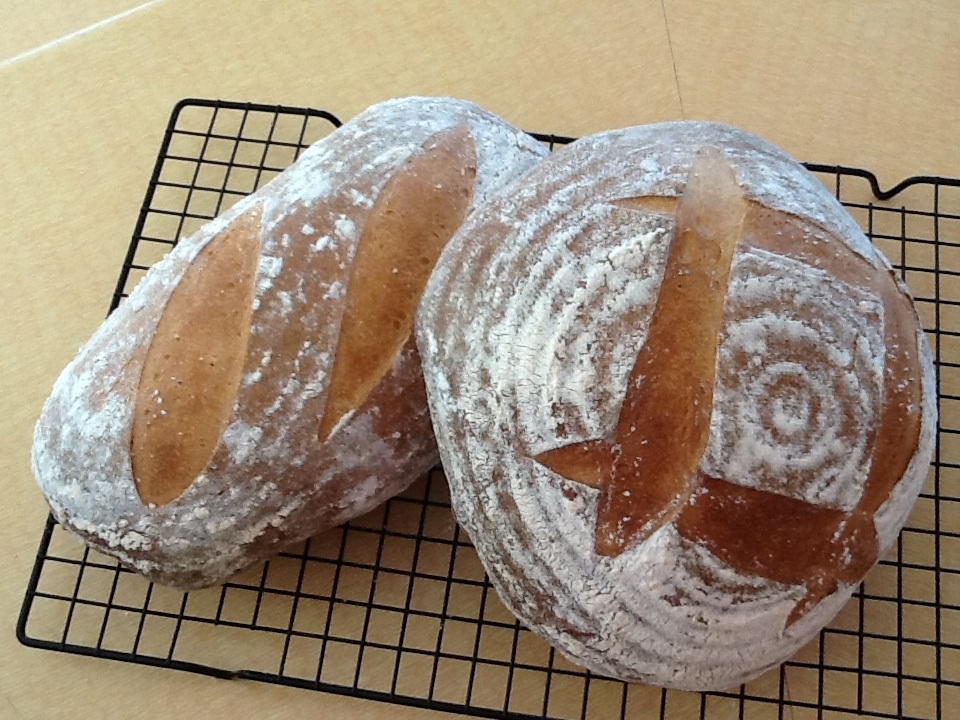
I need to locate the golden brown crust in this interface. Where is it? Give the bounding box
[319,127,477,439]
[537,180,921,625]
[538,162,925,621]
[417,120,937,688]
[131,205,263,506]
[675,473,878,625]
[538,152,749,555]
[602,150,747,555]
[33,97,547,590]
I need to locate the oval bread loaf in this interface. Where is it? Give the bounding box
[415,121,937,689]
[33,97,547,588]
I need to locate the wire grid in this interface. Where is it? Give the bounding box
[17,99,960,720]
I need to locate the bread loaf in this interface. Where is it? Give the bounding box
[32,97,547,588]
[416,121,936,689]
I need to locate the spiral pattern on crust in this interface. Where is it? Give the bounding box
[415,121,936,689]
[425,203,851,689]
[701,248,886,512]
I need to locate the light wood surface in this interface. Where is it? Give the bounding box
[1,2,958,719]
[0,0,150,64]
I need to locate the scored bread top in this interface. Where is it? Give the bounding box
[131,126,478,508]
[33,97,547,587]
[316,126,477,441]
[131,205,264,506]
[416,121,937,689]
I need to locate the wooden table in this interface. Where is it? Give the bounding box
[2,2,957,718]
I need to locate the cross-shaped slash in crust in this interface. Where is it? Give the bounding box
[536,148,925,628]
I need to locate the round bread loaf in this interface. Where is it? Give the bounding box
[33,97,546,588]
[416,121,937,689]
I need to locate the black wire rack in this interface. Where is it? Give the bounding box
[17,99,960,720]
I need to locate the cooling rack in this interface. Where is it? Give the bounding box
[18,99,960,720]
